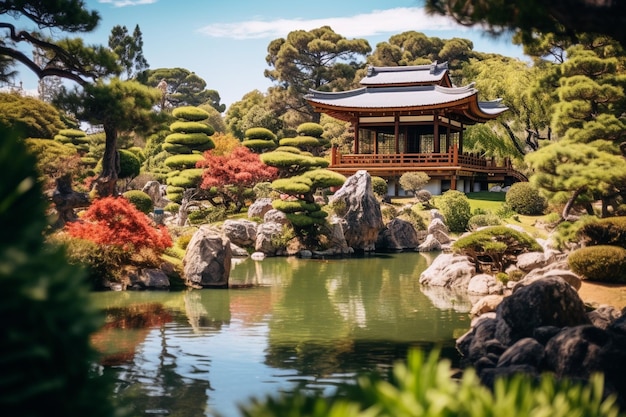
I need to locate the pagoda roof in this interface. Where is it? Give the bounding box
[305,83,508,124]
[360,62,452,87]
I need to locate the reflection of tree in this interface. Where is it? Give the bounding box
[264,253,467,379]
[184,289,231,333]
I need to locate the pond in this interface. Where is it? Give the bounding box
[91,252,473,417]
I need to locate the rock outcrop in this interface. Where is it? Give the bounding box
[329,170,384,252]
[183,226,232,288]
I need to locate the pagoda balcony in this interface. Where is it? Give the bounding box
[328,145,526,183]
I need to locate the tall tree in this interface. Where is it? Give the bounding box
[55,79,160,197]
[138,67,225,112]
[225,90,282,139]
[0,1,119,85]
[108,24,149,80]
[424,0,626,47]
[264,26,371,123]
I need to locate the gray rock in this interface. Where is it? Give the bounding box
[255,222,284,255]
[419,253,475,287]
[468,274,504,295]
[329,170,384,252]
[128,268,170,290]
[263,208,289,224]
[376,218,419,250]
[417,234,442,252]
[223,219,257,247]
[248,197,274,219]
[183,226,232,288]
[470,295,504,319]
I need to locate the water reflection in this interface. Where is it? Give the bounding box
[91,252,472,417]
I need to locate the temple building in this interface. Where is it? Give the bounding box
[305,62,526,195]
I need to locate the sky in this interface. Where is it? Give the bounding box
[12,0,526,109]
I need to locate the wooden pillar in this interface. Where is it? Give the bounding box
[394,114,400,153]
[459,124,464,154]
[331,145,337,165]
[451,176,457,191]
[434,112,440,153]
[354,119,359,154]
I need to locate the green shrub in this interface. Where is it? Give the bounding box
[279,136,322,148]
[296,122,324,137]
[399,171,430,195]
[187,206,227,224]
[505,182,547,215]
[568,245,626,282]
[118,149,141,179]
[273,199,320,213]
[437,190,472,232]
[371,176,388,197]
[577,216,626,248]
[122,190,154,214]
[169,121,214,135]
[164,202,180,213]
[398,205,427,230]
[172,105,209,121]
[452,225,542,272]
[165,132,213,146]
[245,127,277,141]
[253,182,275,199]
[467,213,502,231]
[164,153,204,169]
[240,349,620,417]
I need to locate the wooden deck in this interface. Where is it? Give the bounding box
[328,147,527,183]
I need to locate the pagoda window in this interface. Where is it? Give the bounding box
[359,128,375,154]
[377,132,395,154]
[420,134,434,153]
[449,131,460,148]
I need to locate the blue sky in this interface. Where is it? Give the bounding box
[15,0,525,108]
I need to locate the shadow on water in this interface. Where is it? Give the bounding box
[91,251,472,417]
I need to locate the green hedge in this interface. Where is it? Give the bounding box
[296,122,324,137]
[164,153,204,169]
[568,245,626,282]
[245,127,277,141]
[122,190,154,214]
[172,105,209,121]
[170,121,215,135]
[506,182,547,215]
[165,132,213,146]
[279,136,322,148]
[577,216,626,248]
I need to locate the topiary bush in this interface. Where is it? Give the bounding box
[576,216,626,248]
[452,225,543,272]
[371,176,388,197]
[467,213,502,231]
[505,182,547,215]
[437,189,472,232]
[568,245,626,282]
[296,122,324,137]
[122,190,154,214]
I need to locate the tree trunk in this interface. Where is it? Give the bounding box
[51,174,90,227]
[93,123,119,197]
[562,187,586,221]
[500,121,526,157]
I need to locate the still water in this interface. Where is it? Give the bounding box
[91,252,473,417]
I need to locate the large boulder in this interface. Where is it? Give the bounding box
[128,268,170,290]
[183,226,232,288]
[248,198,274,219]
[222,219,257,247]
[419,253,475,288]
[329,170,384,252]
[255,222,284,255]
[376,218,419,251]
[142,180,169,208]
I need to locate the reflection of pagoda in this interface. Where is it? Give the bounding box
[305,62,527,195]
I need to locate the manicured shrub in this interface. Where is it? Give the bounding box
[296,122,324,137]
[577,216,626,248]
[172,105,209,121]
[568,245,626,282]
[245,127,277,141]
[452,225,542,272]
[165,132,214,146]
[164,202,180,213]
[242,139,278,152]
[505,182,547,215]
[467,213,502,231]
[371,176,388,197]
[437,189,472,232]
[399,171,430,195]
[279,136,322,148]
[164,153,204,169]
[170,121,214,135]
[118,149,141,179]
[122,190,154,214]
[272,199,320,213]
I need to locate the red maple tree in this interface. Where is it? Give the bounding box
[65,196,172,252]
[197,146,279,212]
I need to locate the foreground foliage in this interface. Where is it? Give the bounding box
[240,349,622,417]
[0,128,117,417]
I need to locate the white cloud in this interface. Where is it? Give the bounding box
[98,0,158,7]
[197,7,467,40]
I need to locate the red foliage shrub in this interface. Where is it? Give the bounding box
[197,146,279,189]
[66,196,172,252]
